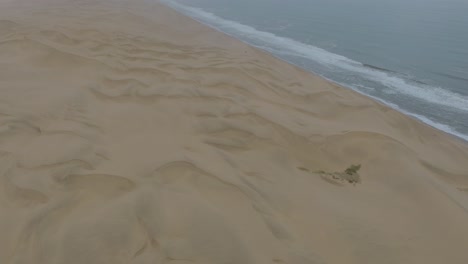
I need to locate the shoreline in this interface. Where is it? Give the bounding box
[162,0,468,144]
[1,0,468,263]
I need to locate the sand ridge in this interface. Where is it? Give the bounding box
[1,0,468,263]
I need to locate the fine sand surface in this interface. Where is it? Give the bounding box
[1,0,468,263]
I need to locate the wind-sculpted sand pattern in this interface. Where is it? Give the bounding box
[1,1,468,263]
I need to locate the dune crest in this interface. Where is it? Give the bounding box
[1,0,468,263]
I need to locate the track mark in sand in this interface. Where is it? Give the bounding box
[223,111,302,138]
[420,160,468,186]
[59,173,136,197]
[17,135,96,170]
[8,197,77,263]
[202,127,262,152]
[251,201,293,241]
[237,175,294,242]
[151,161,243,194]
[38,30,81,46]
[198,117,279,152]
[0,20,20,30]
[4,179,49,207]
[244,171,274,184]
[0,118,42,135]
[91,83,237,106]
[196,112,218,118]
[0,157,49,207]
[101,77,149,89]
[19,158,94,171]
[0,20,21,40]
[0,154,49,206]
[39,130,94,141]
[133,217,160,259]
[90,77,149,98]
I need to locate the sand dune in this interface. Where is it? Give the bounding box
[1,0,468,263]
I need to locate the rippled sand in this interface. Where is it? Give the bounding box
[1,0,468,263]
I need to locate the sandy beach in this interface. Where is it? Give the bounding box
[1,0,468,263]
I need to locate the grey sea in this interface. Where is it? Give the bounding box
[163,0,468,141]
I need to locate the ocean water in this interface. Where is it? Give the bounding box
[162,0,468,141]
